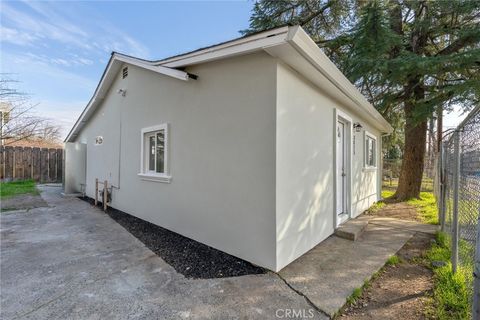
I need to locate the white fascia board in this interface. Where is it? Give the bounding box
[285,26,393,133]
[158,27,290,68]
[65,55,190,142]
[65,94,103,142]
[155,25,392,133]
[114,54,190,81]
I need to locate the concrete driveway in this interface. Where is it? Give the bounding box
[1,186,326,320]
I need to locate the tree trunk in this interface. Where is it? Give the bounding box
[395,80,427,200]
[395,108,427,199]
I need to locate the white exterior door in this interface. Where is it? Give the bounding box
[336,120,348,224]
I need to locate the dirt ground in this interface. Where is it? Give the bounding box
[0,193,47,212]
[338,231,434,319]
[370,201,422,222]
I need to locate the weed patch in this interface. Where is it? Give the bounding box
[407,192,438,224]
[426,232,470,319]
[385,255,401,266]
[381,189,395,199]
[367,201,386,214]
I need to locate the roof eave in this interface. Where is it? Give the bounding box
[156,25,392,133]
[65,25,393,143]
[157,26,290,68]
[285,26,393,133]
[64,54,191,143]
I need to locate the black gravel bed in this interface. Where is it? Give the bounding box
[79,197,266,279]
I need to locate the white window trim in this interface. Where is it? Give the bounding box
[364,131,377,170]
[138,123,171,183]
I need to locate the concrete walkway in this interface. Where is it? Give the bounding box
[1,186,325,320]
[279,215,438,317]
[1,186,437,319]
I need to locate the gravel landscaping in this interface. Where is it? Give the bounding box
[80,197,266,279]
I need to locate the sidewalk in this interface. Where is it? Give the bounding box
[278,216,438,317]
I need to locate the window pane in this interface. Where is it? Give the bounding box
[366,138,370,165]
[365,137,375,166]
[156,130,165,173]
[368,138,373,166]
[371,139,376,166]
[149,135,155,171]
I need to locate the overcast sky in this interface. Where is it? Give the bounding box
[1,1,466,139]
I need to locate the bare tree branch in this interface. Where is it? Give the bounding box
[1,74,62,146]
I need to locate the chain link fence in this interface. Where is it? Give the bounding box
[437,105,480,318]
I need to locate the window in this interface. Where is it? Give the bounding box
[139,123,170,182]
[146,131,165,173]
[365,133,376,168]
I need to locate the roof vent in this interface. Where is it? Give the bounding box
[122,66,128,79]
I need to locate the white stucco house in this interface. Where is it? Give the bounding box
[64,25,392,272]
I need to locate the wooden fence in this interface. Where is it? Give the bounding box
[0,146,63,183]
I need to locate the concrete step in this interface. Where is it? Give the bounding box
[334,215,371,241]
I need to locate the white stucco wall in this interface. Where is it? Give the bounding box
[275,63,381,270]
[73,52,383,272]
[76,52,278,270]
[64,142,87,194]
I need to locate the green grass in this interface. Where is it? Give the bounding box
[367,201,386,214]
[426,232,471,320]
[0,180,39,199]
[346,287,363,305]
[378,183,469,318]
[382,176,434,193]
[385,255,401,266]
[406,192,438,224]
[381,189,395,199]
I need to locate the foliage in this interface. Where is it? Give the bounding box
[385,254,401,266]
[241,0,355,43]
[346,286,363,305]
[381,189,395,199]
[0,180,38,199]
[244,0,480,198]
[435,231,449,249]
[343,1,480,117]
[406,191,438,224]
[426,232,471,320]
[366,200,386,213]
[244,0,480,119]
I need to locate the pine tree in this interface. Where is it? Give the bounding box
[244,0,480,200]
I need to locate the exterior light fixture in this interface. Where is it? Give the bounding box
[353,122,363,132]
[117,89,127,97]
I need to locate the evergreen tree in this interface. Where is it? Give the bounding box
[244,0,480,200]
